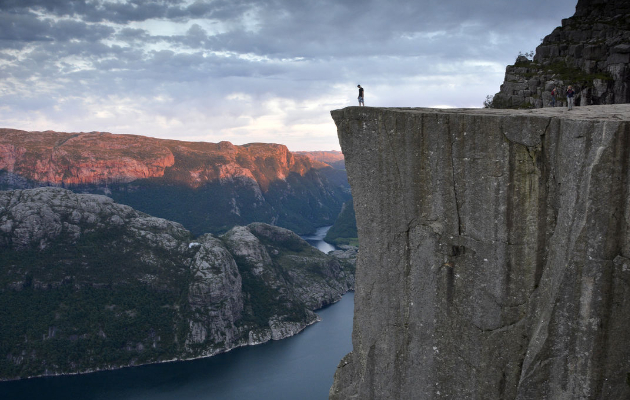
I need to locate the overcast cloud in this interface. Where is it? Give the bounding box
[0,0,577,150]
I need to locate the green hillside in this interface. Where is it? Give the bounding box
[0,188,355,380]
[325,198,358,246]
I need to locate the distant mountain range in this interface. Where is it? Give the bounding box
[294,150,345,170]
[0,129,350,235]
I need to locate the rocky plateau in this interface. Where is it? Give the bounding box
[330,104,630,400]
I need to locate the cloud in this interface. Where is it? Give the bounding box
[0,0,579,150]
[0,11,53,44]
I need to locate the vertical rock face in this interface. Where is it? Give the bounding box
[492,0,630,108]
[330,105,630,400]
[185,235,244,351]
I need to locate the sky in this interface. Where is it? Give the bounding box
[0,0,578,151]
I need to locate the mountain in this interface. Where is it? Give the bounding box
[324,198,358,246]
[491,0,630,108]
[296,151,357,245]
[0,129,350,235]
[294,151,346,170]
[0,187,354,380]
[294,150,350,192]
[329,105,630,399]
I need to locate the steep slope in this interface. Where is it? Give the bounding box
[0,187,354,380]
[492,0,630,108]
[295,150,350,192]
[296,152,357,244]
[324,198,358,246]
[329,105,630,400]
[0,129,350,235]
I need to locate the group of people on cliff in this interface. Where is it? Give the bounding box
[550,85,575,110]
[356,84,577,110]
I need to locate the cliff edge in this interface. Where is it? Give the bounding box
[330,105,630,399]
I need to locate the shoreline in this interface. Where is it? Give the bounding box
[0,289,353,383]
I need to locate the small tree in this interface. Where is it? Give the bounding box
[483,95,494,108]
[517,50,534,60]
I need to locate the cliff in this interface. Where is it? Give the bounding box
[329,105,630,399]
[295,151,357,244]
[295,150,346,170]
[0,129,351,235]
[0,129,323,188]
[324,198,358,246]
[0,187,354,380]
[492,0,630,108]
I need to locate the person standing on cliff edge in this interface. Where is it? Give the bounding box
[566,85,575,110]
[551,86,558,107]
[357,85,364,106]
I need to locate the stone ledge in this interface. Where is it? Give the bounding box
[332,104,630,121]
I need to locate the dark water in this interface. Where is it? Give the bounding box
[301,226,337,254]
[0,293,354,400]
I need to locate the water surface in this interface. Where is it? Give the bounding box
[1,225,352,400]
[301,226,337,254]
[0,293,354,400]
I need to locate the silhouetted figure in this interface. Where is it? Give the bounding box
[357,85,364,106]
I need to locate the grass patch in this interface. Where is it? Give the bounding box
[543,61,613,83]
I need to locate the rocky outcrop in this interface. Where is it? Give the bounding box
[0,129,351,235]
[0,187,354,380]
[492,0,630,108]
[329,245,358,266]
[185,235,243,351]
[329,105,630,399]
[223,222,355,315]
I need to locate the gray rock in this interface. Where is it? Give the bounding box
[223,225,272,275]
[185,234,244,353]
[492,0,630,109]
[329,105,630,400]
[329,245,358,261]
[223,223,355,311]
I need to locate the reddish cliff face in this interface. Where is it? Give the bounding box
[294,150,344,167]
[0,129,175,185]
[0,129,322,190]
[160,140,326,191]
